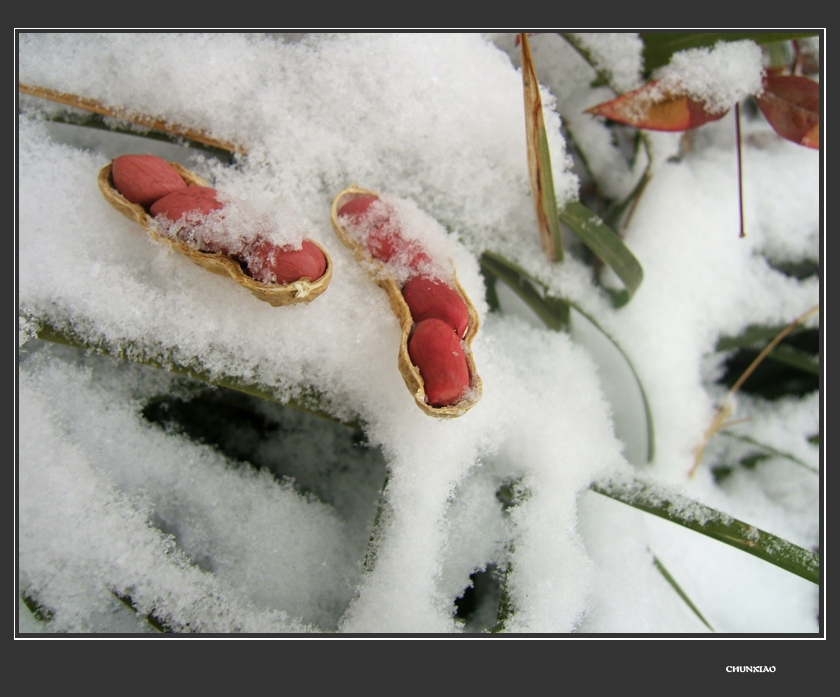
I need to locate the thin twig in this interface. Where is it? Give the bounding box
[730,304,819,395]
[690,303,819,477]
[19,82,245,155]
[735,103,745,238]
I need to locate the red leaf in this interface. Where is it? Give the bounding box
[585,79,728,132]
[755,74,820,149]
[802,123,819,149]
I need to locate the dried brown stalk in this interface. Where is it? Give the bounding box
[19,82,245,155]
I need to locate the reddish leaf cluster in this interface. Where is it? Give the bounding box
[586,72,819,149]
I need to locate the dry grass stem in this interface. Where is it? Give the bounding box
[690,303,819,477]
[19,82,245,155]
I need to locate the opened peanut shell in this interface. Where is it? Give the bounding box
[98,162,332,306]
[331,184,481,418]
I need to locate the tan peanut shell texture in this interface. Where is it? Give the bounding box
[331,185,482,418]
[98,162,332,306]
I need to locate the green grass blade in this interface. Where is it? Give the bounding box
[716,323,811,351]
[25,313,352,428]
[479,261,502,313]
[559,201,644,306]
[489,479,523,633]
[716,323,819,377]
[479,251,570,330]
[20,593,53,623]
[34,110,236,163]
[570,305,655,463]
[113,592,166,632]
[719,432,818,474]
[763,344,820,375]
[641,33,820,75]
[557,33,615,90]
[479,251,654,462]
[604,169,652,232]
[652,554,715,632]
[489,566,514,634]
[592,473,820,584]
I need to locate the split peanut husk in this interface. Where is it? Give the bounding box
[331,184,482,418]
[98,162,332,306]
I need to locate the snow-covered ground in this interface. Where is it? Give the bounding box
[17,33,821,635]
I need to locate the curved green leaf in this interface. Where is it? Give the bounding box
[592,472,820,584]
[570,303,655,463]
[720,432,818,474]
[559,200,644,306]
[479,251,570,330]
[479,251,654,462]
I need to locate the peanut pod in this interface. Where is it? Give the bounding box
[98,162,332,306]
[330,184,482,418]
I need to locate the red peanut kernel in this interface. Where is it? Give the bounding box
[149,186,224,221]
[368,228,432,269]
[338,195,431,270]
[402,275,470,338]
[111,154,188,209]
[407,318,470,407]
[337,195,387,225]
[150,187,229,253]
[246,238,327,284]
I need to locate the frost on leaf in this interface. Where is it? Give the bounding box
[585,79,728,132]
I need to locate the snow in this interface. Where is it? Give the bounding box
[568,32,645,92]
[16,32,822,637]
[659,40,765,114]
